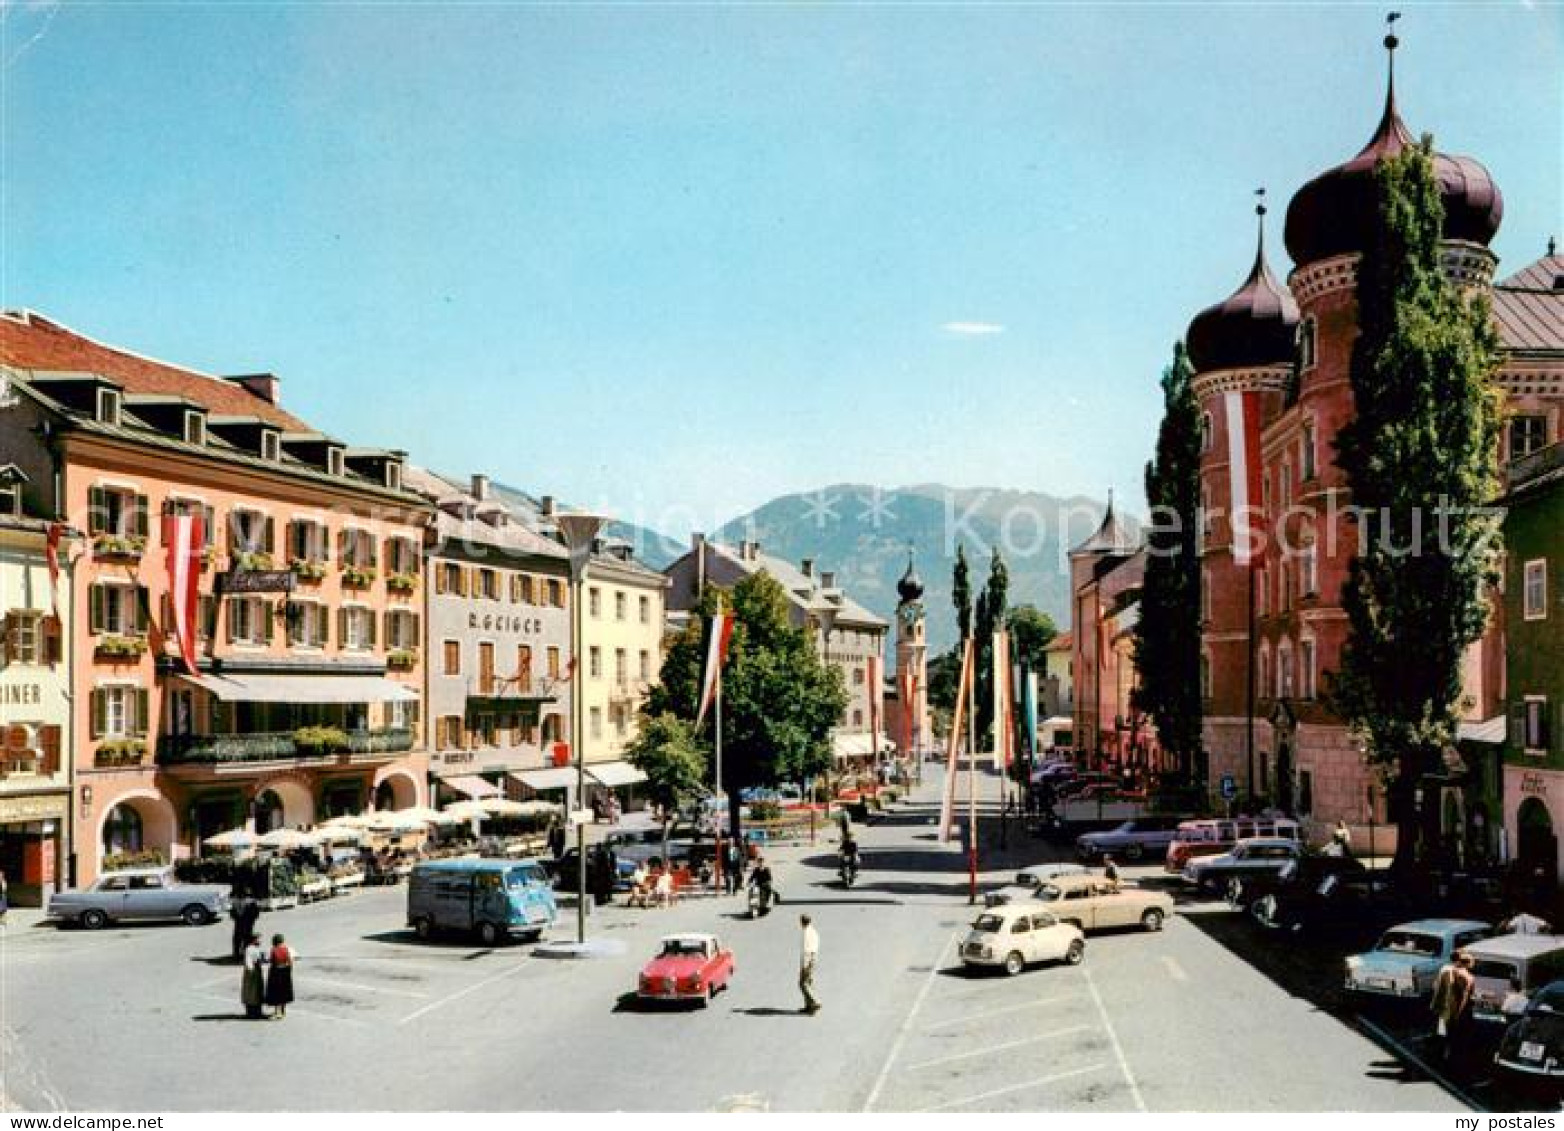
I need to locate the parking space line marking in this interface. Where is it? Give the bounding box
[1160,956,1188,983]
[396,959,532,1025]
[862,929,956,1112]
[906,1025,1094,1072]
[1084,961,1147,1112]
[187,990,371,1029]
[918,1064,1109,1111]
[921,993,1082,1031]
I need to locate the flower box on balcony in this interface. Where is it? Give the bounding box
[96,738,147,767]
[293,725,349,757]
[387,649,418,671]
[235,551,275,572]
[291,558,329,582]
[387,571,418,593]
[95,635,148,659]
[342,566,377,589]
[93,534,147,560]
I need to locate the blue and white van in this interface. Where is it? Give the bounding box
[408,858,557,945]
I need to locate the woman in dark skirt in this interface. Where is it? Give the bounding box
[264,933,295,1019]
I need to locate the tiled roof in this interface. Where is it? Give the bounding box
[405,466,568,561]
[1072,500,1139,556]
[708,542,888,629]
[1494,254,1564,356]
[0,311,310,430]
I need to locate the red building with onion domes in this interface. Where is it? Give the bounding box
[1188,31,1562,856]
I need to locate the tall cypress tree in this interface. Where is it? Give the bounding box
[952,543,972,644]
[1332,137,1504,872]
[1133,341,1204,779]
[974,548,1010,745]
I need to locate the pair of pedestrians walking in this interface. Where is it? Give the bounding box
[240,932,297,1020]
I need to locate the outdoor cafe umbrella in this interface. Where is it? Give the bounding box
[320,813,374,828]
[391,805,458,825]
[257,827,317,850]
[365,812,428,833]
[442,801,491,821]
[478,799,529,817]
[203,828,256,850]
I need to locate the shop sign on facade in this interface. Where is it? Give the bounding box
[0,792,69,824]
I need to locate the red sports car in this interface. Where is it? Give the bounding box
[637,933,734,1006]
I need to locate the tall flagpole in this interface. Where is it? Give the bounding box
[967,637,978,904]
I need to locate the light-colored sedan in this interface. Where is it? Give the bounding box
[1030,874,1174,933]
[961,901,1085,976]
[985,862,1092,907]
[47,867,230,929]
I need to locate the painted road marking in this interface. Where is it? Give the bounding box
[1084,960,1147,1112]
[862,930,956,1112]
[1160,955,1189,983]
[292,974,431,1000]
[919,1064,1109,1112]
[397,958,533,1026]
[920,993,1084,1031]
[905,1025,1095,1072]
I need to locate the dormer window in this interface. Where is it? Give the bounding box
[96,388,121,426]
[328,448,345,477]
[183,411,206,446]
[385,462,402,491]
[261,431,281,462]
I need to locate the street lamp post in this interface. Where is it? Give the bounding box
[556,511,609,946]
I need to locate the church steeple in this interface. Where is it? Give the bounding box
[897,544,925,604]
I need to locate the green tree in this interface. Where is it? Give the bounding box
[926,648,963,716]
[1332,137,1504,872]
[623,713,708,864]
[1006,604,1058,674]
[973,547,1009,747]
[1132,341,1205,779]
[952,543,973,643]
[644,571,848,841]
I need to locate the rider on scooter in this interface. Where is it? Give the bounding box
[839,834,861,884]
[748,856,776,914]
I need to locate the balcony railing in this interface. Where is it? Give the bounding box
[158,727,415,765]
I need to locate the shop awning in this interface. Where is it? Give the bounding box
[511,766,579,792]
[441,775,501,800]
[586,760,647,788]
[1458,716,1507,745]
[180,672,418,704]
[833,733,877,760]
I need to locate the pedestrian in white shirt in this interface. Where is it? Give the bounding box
[799,915,820,1016]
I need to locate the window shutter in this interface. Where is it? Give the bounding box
[133,687,150,737]
[200,596,216,640]
[338,527,350,564]
[133,495,149,540]
[90,586,105,635]
[261,602,274,644]
[203,505,216,549]
[460,567,471,597]
[91,688,106,739]
[368,611,377,648]
[1,615,14,664]
[44,615,62,665]
[88,486,107,534]
[367,533,378,569]
[338,607,348,648]
[135,586,150,635]
[39,725,61,775]
[264,516,276,553]
[435,564,447,595]
[314,607,328,648]
[1511,703,1529,747]
[226,599,238,644]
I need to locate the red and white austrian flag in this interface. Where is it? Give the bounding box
[695,612,735,727]
[1225,390,1265,568]
[163,512,205,675]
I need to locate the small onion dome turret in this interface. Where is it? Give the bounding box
[1186,205,1300,374]
[1283,32,1502,270]
[897,553,924,604]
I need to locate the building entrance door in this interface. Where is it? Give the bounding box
[1517,797,1557,890]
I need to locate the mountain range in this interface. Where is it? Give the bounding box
[487,480,1128,656]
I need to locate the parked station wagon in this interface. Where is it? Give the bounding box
[1344,918,1493,999]
[47,867,230,929]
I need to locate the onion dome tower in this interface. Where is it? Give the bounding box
[893,546,928,758]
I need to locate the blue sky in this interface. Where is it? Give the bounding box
[3,2,1560,535]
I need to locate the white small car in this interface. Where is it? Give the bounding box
[986,862,1092,907]
[961,900,1085,976]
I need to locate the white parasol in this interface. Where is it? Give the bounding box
[203,828,256,850]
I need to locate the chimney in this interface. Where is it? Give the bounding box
[471,474,490,501]
[743,541,761,562]
[540,495,555,517]
[225,373,281,406]
[801,558,814,578]
[821,570,837,590]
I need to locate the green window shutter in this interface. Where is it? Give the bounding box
[133,687,150,737]
[135,586,150,635]
[338,607,348,648]
[264,516,276,554]
[133,495,149,540]
[91,688,105,739]
[338,527,350,565]
[367,534,379,569]
[261,602,275,644]
[226,599,238,644]
[368,611,377,648]
[89,586,104,635]
[88,486,107,534]
[382,611,392,647]
[315,607,329,648]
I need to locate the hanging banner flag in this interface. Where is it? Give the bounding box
[867,654,882,756]
[162,512,205,675]
[1225,389,1265,567]
[695,612,735,727]
[938,638,975,843]
[1025,669,1040,760]
[45,522,64,617]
